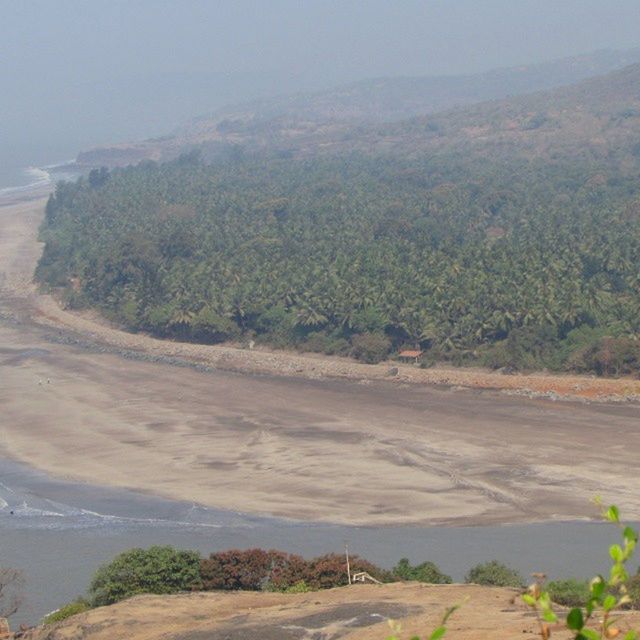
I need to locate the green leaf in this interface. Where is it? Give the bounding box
[429,627,446,640]
[609,544,624,562]
[522,594,536,606]
[566,607,584,630]
[590,577,605,599]
[542,609,557,623]
[623,526,638,543]
[624,631,638,640]
[577,629,601,640]
[603,594,617,611]
[606,505,620,523]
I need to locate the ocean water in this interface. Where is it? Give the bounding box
[1,458,636,627]
[0,163,79,199]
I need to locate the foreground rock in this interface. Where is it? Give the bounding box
[22,584,640,640]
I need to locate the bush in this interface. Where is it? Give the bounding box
[392,558,452,584]
[626,573,640,609]
[89,546,201,606]
[200,549,307,592]
[305,553,392,589]
[301,331,350,356]
[200,549,390,592]
[465,560,524,588]
[43,598,91,624]
[350,332,391,364]
[483,324,559,371]
[283,580,312,593]
[546,579,590,607]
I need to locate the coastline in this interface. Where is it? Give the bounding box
[3,187,639,404]
[1,188,640,529]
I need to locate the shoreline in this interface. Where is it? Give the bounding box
[3,187,640,405]
[1,187,640,528]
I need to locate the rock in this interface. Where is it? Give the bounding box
[499,366,517,375]
[0,617,10,639]
[387,366,399,377]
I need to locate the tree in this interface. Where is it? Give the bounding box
[89,546,201,606]
[393,558,452,584]
[351,332,391,364]
[465,560,524,588]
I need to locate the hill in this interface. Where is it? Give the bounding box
[37,61,640,375]
[23,583,640,640]
[72,48,640,167]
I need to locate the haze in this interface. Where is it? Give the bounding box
[1,0,640,180]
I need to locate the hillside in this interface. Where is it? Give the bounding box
[37,61,640,375]
[72,48,640,167]
[22,583,640,640]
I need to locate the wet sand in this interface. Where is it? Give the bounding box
[0,193,639,527]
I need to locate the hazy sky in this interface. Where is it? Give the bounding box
[2,1,640,173]
[4,0,640,80]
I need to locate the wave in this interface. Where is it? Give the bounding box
[0,161,80,197]
[0,493,226,531]
[0,166,52,197]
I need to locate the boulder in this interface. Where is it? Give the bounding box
[0,617,10,639]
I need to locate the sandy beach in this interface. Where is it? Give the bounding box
[1,192,639,526]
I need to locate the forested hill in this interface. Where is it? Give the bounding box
[74,48,640,168]
[38,63,640,375]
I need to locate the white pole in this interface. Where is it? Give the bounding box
[345,542,352,585]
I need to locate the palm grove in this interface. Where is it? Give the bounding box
[36,71,640,375]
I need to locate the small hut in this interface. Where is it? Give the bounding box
[398,349,423,364]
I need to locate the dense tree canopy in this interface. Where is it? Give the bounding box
[37,143,640,374]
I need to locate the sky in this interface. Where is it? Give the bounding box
[2,0,640,178]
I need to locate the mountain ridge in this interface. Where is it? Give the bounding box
[71,47,640,168]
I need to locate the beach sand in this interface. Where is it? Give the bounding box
[1,193,639,526]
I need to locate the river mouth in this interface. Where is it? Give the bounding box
[2,456,635,627]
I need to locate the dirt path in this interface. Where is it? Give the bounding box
[0,192,639,526]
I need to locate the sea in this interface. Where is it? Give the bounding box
[0,163,79,200]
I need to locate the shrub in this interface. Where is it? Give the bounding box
[626,573,640,609]
[89,546,201,606]
[305,553,391,589]
[302,332,350,356]
[546,579,590,607]
[200,549,308,592]
[392,558,452,584]
[350,332,391,364]
[465,560,524,588]
[582,336,640,376]
[283,580,311,593]
[43,598,91,624]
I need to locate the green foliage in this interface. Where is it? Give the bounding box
[465,560,524,588]
[43,598,90,624]
[393,558,452,584]
[547,579,591,607]
[351,332,392,364]
[523,502,640,639]
[37,148,640,375]
[282,580,311,593]
[89,546,201,606]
